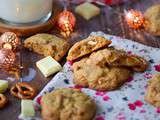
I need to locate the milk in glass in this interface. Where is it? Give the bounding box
[0,0,53,24]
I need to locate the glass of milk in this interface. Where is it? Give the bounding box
[0,0,53,25]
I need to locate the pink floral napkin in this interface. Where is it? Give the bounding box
[34,32,160,120]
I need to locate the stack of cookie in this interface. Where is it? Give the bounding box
[67,36,148,91]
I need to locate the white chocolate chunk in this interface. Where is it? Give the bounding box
[75,2,100,20]
[0,80,8,93]
[21,100,35,118]
[36,56,62,77]
[88,40,97,45]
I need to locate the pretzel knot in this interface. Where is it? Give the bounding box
[10,82,36,99]
[0,94,8,109]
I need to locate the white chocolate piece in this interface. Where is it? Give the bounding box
[75,2,100,20]
[21,100,35,118]
[0,80,8,93]
[36,56,62,77]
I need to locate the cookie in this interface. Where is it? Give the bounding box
[72,47,148,91]
[41,88,96,120]
[67,36,111,61]
[144,4,160,36]
[72,58,89,87]
[24,34,70,61]
[87,65,131,91]
[72,56,132,91]
[89,47,148,72]
[145,74,160,107]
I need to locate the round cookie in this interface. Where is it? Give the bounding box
[144,4,160,36]
[87,65,131,91]
[73,62,131,91]
[145,74,160,107]
[72,55,132,91]
[41,88,96,120]
[24,34,70,61]
[67,36,111,61]
[88,48,148,72]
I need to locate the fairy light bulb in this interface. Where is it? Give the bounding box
[57,10,76,37]
[125,9,145,29]
[0,32,20,51]
[0,48,16,69]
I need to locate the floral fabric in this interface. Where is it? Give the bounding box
[34,32,160,120]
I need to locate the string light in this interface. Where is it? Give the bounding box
[125,9,145,29]
[0,32,20,51]
[0,48,16,69]
[57,10,76,37]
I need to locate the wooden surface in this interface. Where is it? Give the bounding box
[0,0,160,120]
[0,17,55,37]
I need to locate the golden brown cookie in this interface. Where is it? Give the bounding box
[67,36,111,61]
[41,88,96,120]
[89,48,148,72]
[72,55,132,91]
[87,65,131,91]
[24,34,70,61]
[72,58,89,87]
[145,74,160,107]
[144,4,160,36]
[72,47,147,91]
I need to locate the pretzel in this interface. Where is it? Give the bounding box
[0,94,8,109]
[10,82,36,99]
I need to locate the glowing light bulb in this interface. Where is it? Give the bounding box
[125,9,145,29]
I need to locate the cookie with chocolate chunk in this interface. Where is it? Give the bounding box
[24,34,70,61]
[41,88,96,120]
[67,36,111,61]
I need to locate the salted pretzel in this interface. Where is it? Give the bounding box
[0,94,8,109]
[10,82,36,99]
